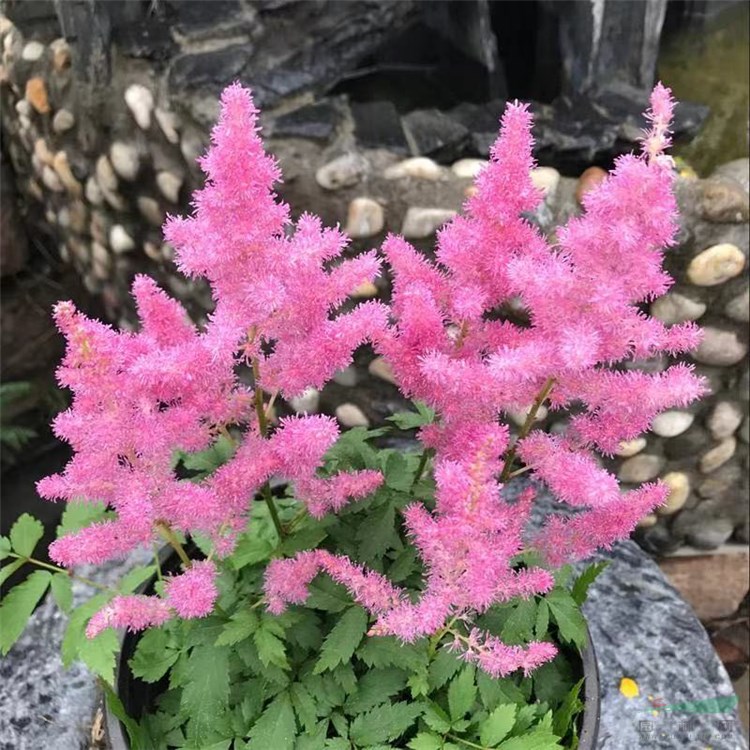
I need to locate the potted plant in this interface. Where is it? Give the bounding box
[0,83,705,750]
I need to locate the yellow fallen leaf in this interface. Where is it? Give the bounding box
[619,677,640,698]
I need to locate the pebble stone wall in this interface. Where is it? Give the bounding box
[0,13,748,556]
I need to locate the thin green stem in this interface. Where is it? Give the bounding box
[156,522,192,569]
[500,376,555,483]
[446,733,489,750]
[252,357,285,540]
[152,544,164,582]
[9,553,111,592]
[427,615,459,658]
[411,448,434,492]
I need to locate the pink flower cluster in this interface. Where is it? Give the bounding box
[266,84,707,674]
[40,84,385,636]
[42,81,705,677]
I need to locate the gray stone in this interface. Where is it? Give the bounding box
[618,454,664,483]
[651,410,694,438]
[368,356,397,385]
[698,178,750,223]
[693,327,748,366]
[124,83,154,130]
[137,196,164,228]
[401,207,457,239]
[155,108,181,144]
[85,176,104,206]
[686,516,736,550]
[315,152,369,190]
[697,462,743,500]
[51,108,75,134]
[110,142,140,181]
[289,387,320,414]
[699,437,737,474]
[740,417,749,444]
[649,292,706,324]
[707,401,744,439]
[712,158,750,194]
[41,165,63,192]
[95,155,118,192]
[156,171,182,203]
[333,366,358,387]
[725,288,750,323]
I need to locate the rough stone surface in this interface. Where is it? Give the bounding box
[618,454,664,483]
[401,207,457,239]
[693,327,748,366]
[686,243,746,286]
[651,410,694,438]
[650,292,706,324]
[698,177,750,223]
[725,288,750,323]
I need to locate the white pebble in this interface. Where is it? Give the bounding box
[345,197,384,238]
[384,157,443,181]
[109,225,135,254]
[21,41,44,61]
[156,171,182,203]
[110,142,140,181]
[335,403,370,428]
[651,410,694,438]
[124,84,154,130]
[451,159,487,179]
[401,207,457,239]
[289,388,320,414]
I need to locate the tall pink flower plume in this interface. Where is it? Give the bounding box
[268,84,704,677]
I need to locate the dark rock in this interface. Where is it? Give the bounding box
[168,0,244,33]
[169,45,253,91]
[271,101,342,142]
[402,108,470,162]
[686,516,736,550]
[637,522,684,555]
[697,462,744,500]
[352,101,409,152]
[664,425,712,460]
[0,158,28,278]
[697,177,750,223]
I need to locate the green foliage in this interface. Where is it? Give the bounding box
[0,381,37,462]
[0,404,601,749]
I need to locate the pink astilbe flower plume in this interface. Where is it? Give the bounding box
[40,84,386,638]
[268,84,705,676]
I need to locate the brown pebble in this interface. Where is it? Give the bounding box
[25,77,50,114]
[575,166,607,204]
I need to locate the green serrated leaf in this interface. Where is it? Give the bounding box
[181,645,231,744]
[129,628,179,683]
[477,671,527,708]
[307,578,352,613]
[119,565,156,594]
[0,570,51,654]
[315,606,367,674]
[448,666,477,721]
[0,536,12,560]
[254,621,289,670]
[501,598,537,645]
[247,692,296,750]
[386,402,435,430]
[357,636,428,672]
[290,682,319,732]
[428,648,462,690]
[103,682,145,749]
[349,701,421,746]
[58,501,108,536]
[383,452,413,492]
[571,562,608,605]
[545,589,587,650]
[356,502,396,562]
[50,573,73,613]
[280,525,329,556]
[408,732,443,750]
[552,678,584,739]
[181,434,236,474]
[216,608,259,646]
[480,704,517,747]
[344,667,408,715]
[498,726,564,750]
[422,701,452,734]
[0,559,25,588]
[535,600,550,640]
[9,514,44,558]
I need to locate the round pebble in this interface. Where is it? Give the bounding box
[656,472,691,516]
[651,410,694,438]
[155,108,180,144]
[335,403,369,428]
[124,84,154,130]
[650,292,706,324]
[686,243,746,286]
[530,166,561,198]
[156,171,182,203]
[724,289,749,323]
[333,366,358,387]
[699,437,737,473]
[351,281,378,299]
[693,327,748,366]
[707,401,743,440]
[368,356,397,385]
[21,41,44,61]
[451,159,487,179]
[384,157,443,181]
[401,207,457,239]
[616,437,647,457]
[618,454,664,483]
[345,197,384,238]
[52,108,75,133]
[289,388,320,414]
[110,142,140,181]
[315,152,369,190]
[575,166,607,203]
[109,225,135,254]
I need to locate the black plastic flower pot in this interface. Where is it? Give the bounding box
[104,552,600,749]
